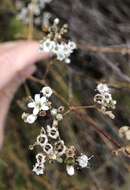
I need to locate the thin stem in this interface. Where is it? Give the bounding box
[63,109,71,116]
[43,61,55,79]
[24,83,31,97]
[63,105,96,116]
[78,43,130,55]
[70,105,96,110]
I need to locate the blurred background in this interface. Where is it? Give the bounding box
[1,0,130,189]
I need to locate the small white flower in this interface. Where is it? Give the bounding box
[43,143,53,155]
[26,114,37,124]
[36,153,46,164]
[28,94,49,115]
[77,154,93,168]
[68,41,77,51]
[56,50,66,61]
[51,108,58,116]
[62,43,72,56]
[66,165,75,176]
[37,134,48,146]
[65,58,71,64]
[94,83,116,119]
[119,126,129,138]
[103,93,112,104]
[55,140,66,156]
[33,163,44,175]
[47,125,59,139]
[56,113,63,121]
[54,18,60,25]
[97,83,109,94]
[41,39,56,53]
[41,86,53,98]
[22,112,37,124]
[119,126,130,140]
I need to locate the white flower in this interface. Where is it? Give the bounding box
[119,126,129,138]
[43,143,53,155]
[54,18,60,25]
[119,126,130,140]
[47,125,59,139]
[56,50,66,61]
[97,83,109,94]
[66,165,75,176]
[94,83,116,119]
[94,94,103,104]
[62,43,72,56]
[103,93,112,104]
[51,108,58,116]
[54,43,71,61]
[40,39,56,53]
[22,112,37,124]
[41,86,53,98]
[28,94,49,115]
[55,140,66,156]
[68,41,77,51]
[56,113,63,121]
[77,154,93,168]
[33,163,44,175]
[37,134,48,146]
[36,153,46,164]
[26,114,37,124]
[65,58,71,64]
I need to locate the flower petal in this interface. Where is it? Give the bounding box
[41,105,49,111]
[33,107,39,115]
[34,94,41,103]
[40,96,47,104]
[66,165,75,176]
[28,102,35,108]
[26,114,37,124]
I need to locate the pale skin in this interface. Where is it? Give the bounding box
[0,41,50,148]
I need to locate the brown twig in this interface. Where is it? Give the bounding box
[78,43,130,55]
[73,109,121,149]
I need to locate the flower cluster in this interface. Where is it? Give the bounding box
[16,0,52,27]
[94,83,116,119]
[22,86,93,176]
[119,126,130,140]
[39,18,77,63]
